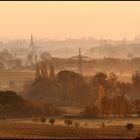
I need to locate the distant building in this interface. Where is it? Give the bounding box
[27,34,39,65]
[29,34,38,55]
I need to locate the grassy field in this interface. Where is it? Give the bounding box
[0,121,139,139]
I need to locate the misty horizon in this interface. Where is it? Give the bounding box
[1,34,140,42]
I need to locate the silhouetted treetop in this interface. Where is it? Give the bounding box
[0,90,24,105]
[57,70,83,84]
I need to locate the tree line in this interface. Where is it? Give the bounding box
[0,90,63,118]
[23,69,140,118]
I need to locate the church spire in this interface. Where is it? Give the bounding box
[30,34,34,47]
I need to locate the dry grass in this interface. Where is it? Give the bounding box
[0,121,139,139]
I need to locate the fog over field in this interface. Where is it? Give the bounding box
[1,1,140,139]
[1,36,140,58]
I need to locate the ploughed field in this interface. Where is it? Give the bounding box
[0,121,139,139]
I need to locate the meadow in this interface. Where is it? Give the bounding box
[0,120,139,139]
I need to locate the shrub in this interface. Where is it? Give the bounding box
[64,119,73,126]
[40,117,46,123]
[125,123,134,131]
[49,118,55,126]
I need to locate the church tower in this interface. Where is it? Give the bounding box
[30,34,34,47]
[30,34,35,54]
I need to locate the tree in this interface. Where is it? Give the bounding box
[125,123,134,138]
[64,119,73,126]
[132,72,140,92]
[109,72,118,82]
[0,91,36,117]
[57,70,83,85]
[125,123,134,131]
[91,72,108,101]
[40,61,48,80]
[100,96,110,116]
[0,91,24,106]
[49,118,55,126]
[40,52,52,61]
[82,105,98,118]
[49,63,55,81]
[108,72,118,93]
[132,72,140,84]
[110,95,131,116]
[56,70,85,105]
[91,72,108,87]
[95,85,106,116]
[40,117,46,124]
[27,54,33,65]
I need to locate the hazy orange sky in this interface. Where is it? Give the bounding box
[0,1,140,40]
